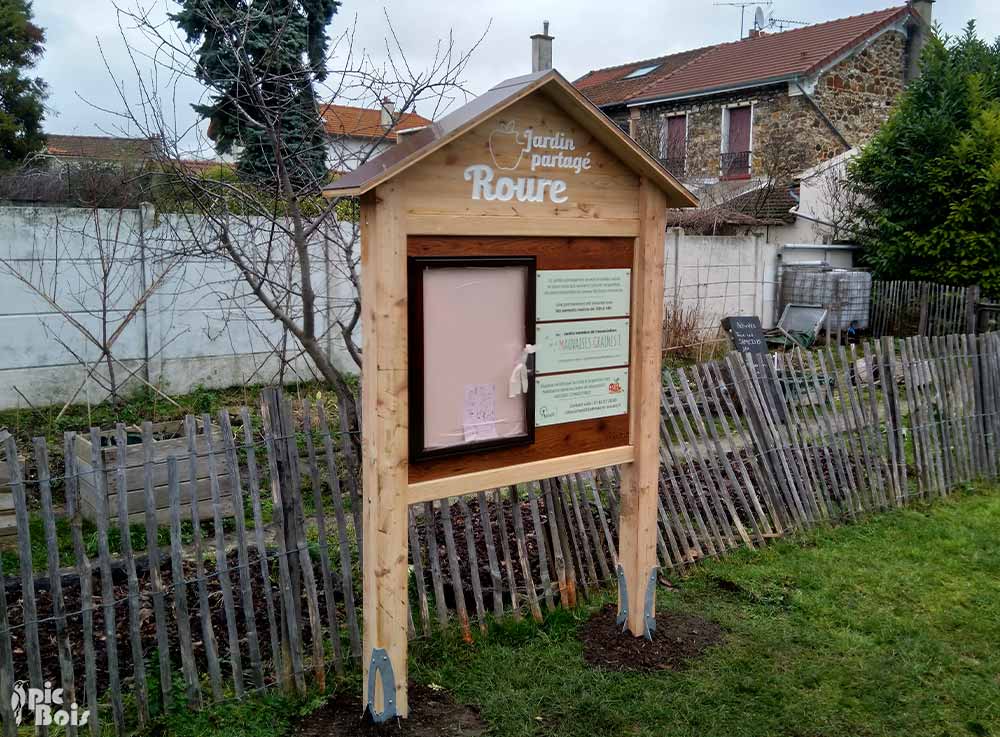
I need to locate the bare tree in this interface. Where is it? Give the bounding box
[97,2,487,433]
[0,203,183,414]
[807,153,864,243]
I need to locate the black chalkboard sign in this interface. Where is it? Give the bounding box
[721,315,766,354]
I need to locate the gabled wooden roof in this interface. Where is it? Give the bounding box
[323,69,698,208]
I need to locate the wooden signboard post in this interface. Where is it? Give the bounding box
[324,69,696,722]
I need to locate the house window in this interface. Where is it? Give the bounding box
[659,114,687,177]
[721,105,752,179]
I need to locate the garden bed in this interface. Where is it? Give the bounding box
[73,419,234,525]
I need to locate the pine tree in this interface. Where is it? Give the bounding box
[0,0,47,167]
[849,23,1000,292]
[172,0,340,190]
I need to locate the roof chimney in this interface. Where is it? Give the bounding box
[380,97,395,130]
[905,0,934,82]
[531,21,553,73]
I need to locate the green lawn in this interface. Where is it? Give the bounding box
[156,488,1000,737]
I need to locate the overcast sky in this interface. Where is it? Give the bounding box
[32,0,1000,154]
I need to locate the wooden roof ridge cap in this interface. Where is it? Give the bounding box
[323,69,698,208]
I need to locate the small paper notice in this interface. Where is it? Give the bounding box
[463,383,498,442]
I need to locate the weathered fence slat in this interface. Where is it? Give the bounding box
[508,486,543,622]
[276,397,325,690]
[217,412,265,686]
[199,413,245,698]
[260,401,306,693]
[407,506,432,635]
[65,433,101,735]
[141,423,174,708]
[6,434,45,701]
[0,433,19,737]
[89,427,126,734]
[422,500,450,628]
[301,403,345,674]
[337,401,363,564]
[239,406,284,684]
[493,489,523,621]
[456,495,487,632]
[0,540,16,737]
[539,479,573,606]
[315,404,362,657]
[114,424,150,725]
[167,456,202,707]
[525,483,555,611]
[574,474,611,581]
[439,498,472,641]
[184,417,225,700]
[476,490,506,619]
[34,437,77,737]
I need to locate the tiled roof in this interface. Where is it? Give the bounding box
[574,47,713,107]
[320,104,432,141]
[576,6,912,107]
[44,134,160,161]
[725,184,798,223]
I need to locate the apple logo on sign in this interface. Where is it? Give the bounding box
[489,121,525,170]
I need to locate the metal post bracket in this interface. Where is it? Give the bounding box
[615,565,628,628]
[365,648,397,724]
[643,566,658,641]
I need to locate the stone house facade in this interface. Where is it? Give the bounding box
[575,2,931,218]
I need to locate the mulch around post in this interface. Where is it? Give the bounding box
[579,603,725,672]
[293,682,487,737]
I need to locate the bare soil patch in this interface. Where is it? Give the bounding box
[579,603,724,672]
[293,682,486,737]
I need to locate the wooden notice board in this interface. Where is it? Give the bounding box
[323,69,696,721]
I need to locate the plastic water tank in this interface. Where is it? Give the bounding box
[780,266,872,331]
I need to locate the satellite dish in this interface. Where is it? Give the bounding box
[754,5,766,30]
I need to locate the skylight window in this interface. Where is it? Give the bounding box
[623,64,659,79]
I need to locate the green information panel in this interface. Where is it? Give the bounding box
[535,368,629,427]
[536,268,631,321]
[535,318,630,374]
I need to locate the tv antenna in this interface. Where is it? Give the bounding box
[713,0,772,39]
[766,12,809,31]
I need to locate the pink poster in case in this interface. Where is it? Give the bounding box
[421,266,529,451]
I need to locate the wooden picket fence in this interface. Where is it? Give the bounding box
[2,333,1000,734]
[870,280,980,338]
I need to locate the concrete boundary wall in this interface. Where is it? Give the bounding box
[0,205,359,410]
[664,228,779,339]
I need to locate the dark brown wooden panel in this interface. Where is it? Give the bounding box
[408,236,633,270]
